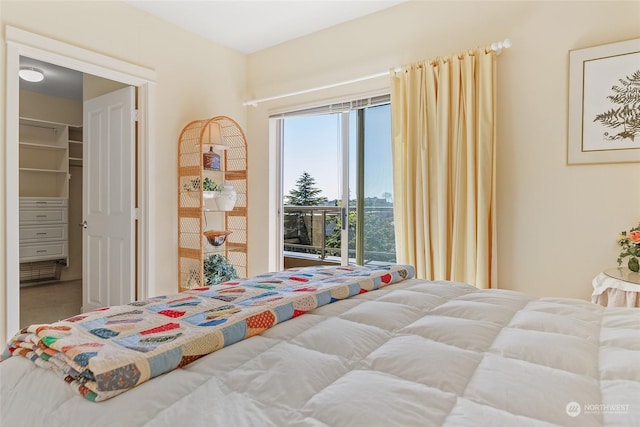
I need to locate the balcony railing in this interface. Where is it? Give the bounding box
[283,205,396,264]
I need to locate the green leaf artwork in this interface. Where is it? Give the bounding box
[593,70,640,143]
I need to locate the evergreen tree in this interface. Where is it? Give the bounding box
[285,172,327,206]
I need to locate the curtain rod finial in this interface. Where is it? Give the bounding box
[491,38,512,55]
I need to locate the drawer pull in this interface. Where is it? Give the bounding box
[36,250,47,253]
[35,232,48,235]
[36,215,47,218]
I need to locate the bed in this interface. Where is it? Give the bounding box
[1,264,639,426]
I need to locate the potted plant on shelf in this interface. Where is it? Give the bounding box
[203,254,239,285]
[202,177,221,200]
[183,177,222,205]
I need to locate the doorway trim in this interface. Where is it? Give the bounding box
[4,26,157,344]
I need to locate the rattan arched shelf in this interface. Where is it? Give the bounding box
[177,116,248,291]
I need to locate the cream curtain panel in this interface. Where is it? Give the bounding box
[390,48,496,289]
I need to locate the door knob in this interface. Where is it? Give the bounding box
[79,221,87,229]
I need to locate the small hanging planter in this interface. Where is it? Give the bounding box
[204,230,231,247]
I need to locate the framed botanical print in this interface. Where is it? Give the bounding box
[568,38,640,164]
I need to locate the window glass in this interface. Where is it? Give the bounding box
[281,102,395,266]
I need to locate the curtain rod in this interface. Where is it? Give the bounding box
[243,38,511,107]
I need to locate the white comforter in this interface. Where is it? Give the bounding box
[1,279,639,426]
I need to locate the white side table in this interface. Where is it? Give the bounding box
[592,267,640,308]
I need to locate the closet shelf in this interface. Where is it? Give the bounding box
[19,168,68,174]
[19,142,67,151]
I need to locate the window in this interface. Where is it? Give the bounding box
[274,95,396,267]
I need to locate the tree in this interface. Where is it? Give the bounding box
[285,172,327,206]
[283,172,326,251]
[326,209,396,263]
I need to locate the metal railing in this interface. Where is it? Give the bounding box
[283,205,396,264]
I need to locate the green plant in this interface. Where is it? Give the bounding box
[203,254,238,285]
[617,222,640,272]
[185,177,220,192]
[202,177,220,192]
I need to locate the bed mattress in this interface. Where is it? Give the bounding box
[2,278,639,426]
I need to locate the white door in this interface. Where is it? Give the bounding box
[82,86,136,311]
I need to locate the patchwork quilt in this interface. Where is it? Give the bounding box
[1,264,414,402]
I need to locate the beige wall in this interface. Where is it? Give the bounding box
[83,74,128,101]
[1,0,247,344]
[19,90,82,125]
[246,1,640,300]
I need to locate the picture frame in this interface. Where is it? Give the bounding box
[568,38,640,164]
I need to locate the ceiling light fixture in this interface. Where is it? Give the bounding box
[19,67,44,82]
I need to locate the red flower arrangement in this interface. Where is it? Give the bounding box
[617,222,640,272]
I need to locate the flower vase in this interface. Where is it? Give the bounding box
[216,182,237,211]
[617,223,640,273]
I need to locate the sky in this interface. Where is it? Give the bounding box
[282,104,393,203]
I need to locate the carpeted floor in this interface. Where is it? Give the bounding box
[20,280,82,328]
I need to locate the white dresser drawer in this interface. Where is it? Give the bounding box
[20,208,67,225]
[20,224,68,243]
[19,242,68,262]
[19,197,68,208]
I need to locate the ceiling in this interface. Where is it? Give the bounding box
[126,0,406,54]
[19,57,84,101]
[20,0,404,102]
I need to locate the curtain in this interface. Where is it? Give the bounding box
[390,48,496,289]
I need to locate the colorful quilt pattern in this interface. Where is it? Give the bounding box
[1,264,415,402]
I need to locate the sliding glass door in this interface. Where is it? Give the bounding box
[349,104,396,264]
[276,97,395,268]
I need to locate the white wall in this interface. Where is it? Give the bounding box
[1,0,247,345]
[246,1,640,300]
